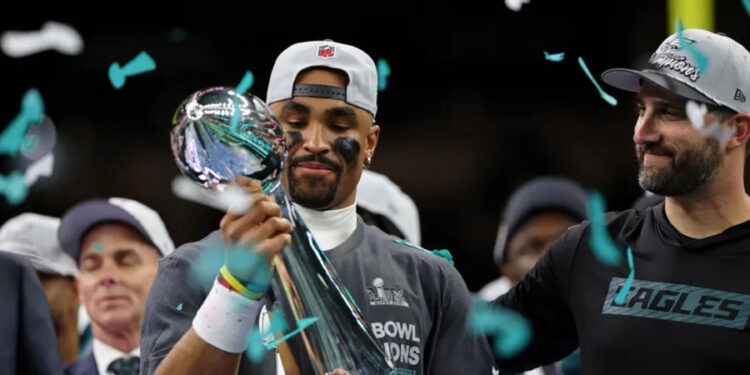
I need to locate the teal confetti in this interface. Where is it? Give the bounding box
[21,89,44,124]
[175,303,183,311]
[230,97,242,130]
[377,58,391,91]
[467,302,532,358]
[93,243,105,252]
[543,51,565,62]
[109,51,157,90]
[269,309,289,333]
[230,71,254,130]
[0,171,28,205]
[0,89,45,156]
[246,307,292,361]
[188,247,224,291]
[578,57,618,106]
[246,311,315,362]
[614,247,635,305]
[744,0,750,17]
[394,239,455,265]
[676,19,709,74]
[245,329,266,363]
[394,238,424,251]
[224,246,272,291]
[265,317,319,350]
[587,191,622,266]
[235,71,255,95]
[431,249,454,265]
[189,245,271,294]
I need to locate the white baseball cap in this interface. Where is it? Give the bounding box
[602,28,750,114]
[0,213,78,277]
[266,40,379,117]
[58,197,175,261]
[357,170,421,245]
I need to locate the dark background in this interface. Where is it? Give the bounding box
[1,3,748,291]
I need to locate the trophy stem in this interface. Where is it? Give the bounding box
[268,186,394,375]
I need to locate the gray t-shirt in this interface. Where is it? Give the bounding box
[141,218,494,374]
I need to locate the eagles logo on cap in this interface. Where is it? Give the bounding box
[601,29,750,114]
[318,45,335,58]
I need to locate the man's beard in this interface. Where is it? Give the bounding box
[636,138,721,196]
[287,154,343,209]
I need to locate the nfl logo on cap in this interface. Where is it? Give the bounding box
[318,45,335,58]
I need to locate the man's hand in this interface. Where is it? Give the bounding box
[325,369,352,375]
[219,177,293,280]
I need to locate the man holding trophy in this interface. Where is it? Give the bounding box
[140,40,495,375]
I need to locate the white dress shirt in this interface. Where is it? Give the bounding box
[92,339,139,375]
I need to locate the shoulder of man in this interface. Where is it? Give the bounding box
[361,222,456,268]
[559,208,642,243]
[0,251,34,274]
[0,251,42,304]
[156,230,225,294]
[533,208,642,289]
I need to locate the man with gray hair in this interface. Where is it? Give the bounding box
[59,197,174,375]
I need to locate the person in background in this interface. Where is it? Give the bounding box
[477,177,587,302]
[477,177,587,375]
[59,197,174,375]
[356,169,421,245]
[0,212,81,364]
[0,250,64,374]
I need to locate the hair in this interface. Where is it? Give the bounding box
[296,66,350,85]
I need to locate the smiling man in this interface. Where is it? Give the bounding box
[141,40,494,375]
[59,197,175,375]
[492,29,750,375]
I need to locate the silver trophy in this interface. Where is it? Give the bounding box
[170,87,394,374]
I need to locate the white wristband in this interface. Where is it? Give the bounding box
[192,278,262,353]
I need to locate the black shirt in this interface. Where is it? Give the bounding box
[496,203,750,375]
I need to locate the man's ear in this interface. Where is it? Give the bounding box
[366,124,380,161]
[726,113,750,150]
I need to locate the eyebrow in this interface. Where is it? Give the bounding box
[280,101,311,116]
[80,252,100,262]
[324,106,358,125]
[82,247,137,259]
[636,96,684,109]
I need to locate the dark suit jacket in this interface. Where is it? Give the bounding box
[64,353,98,375]
[0,252,63,375]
